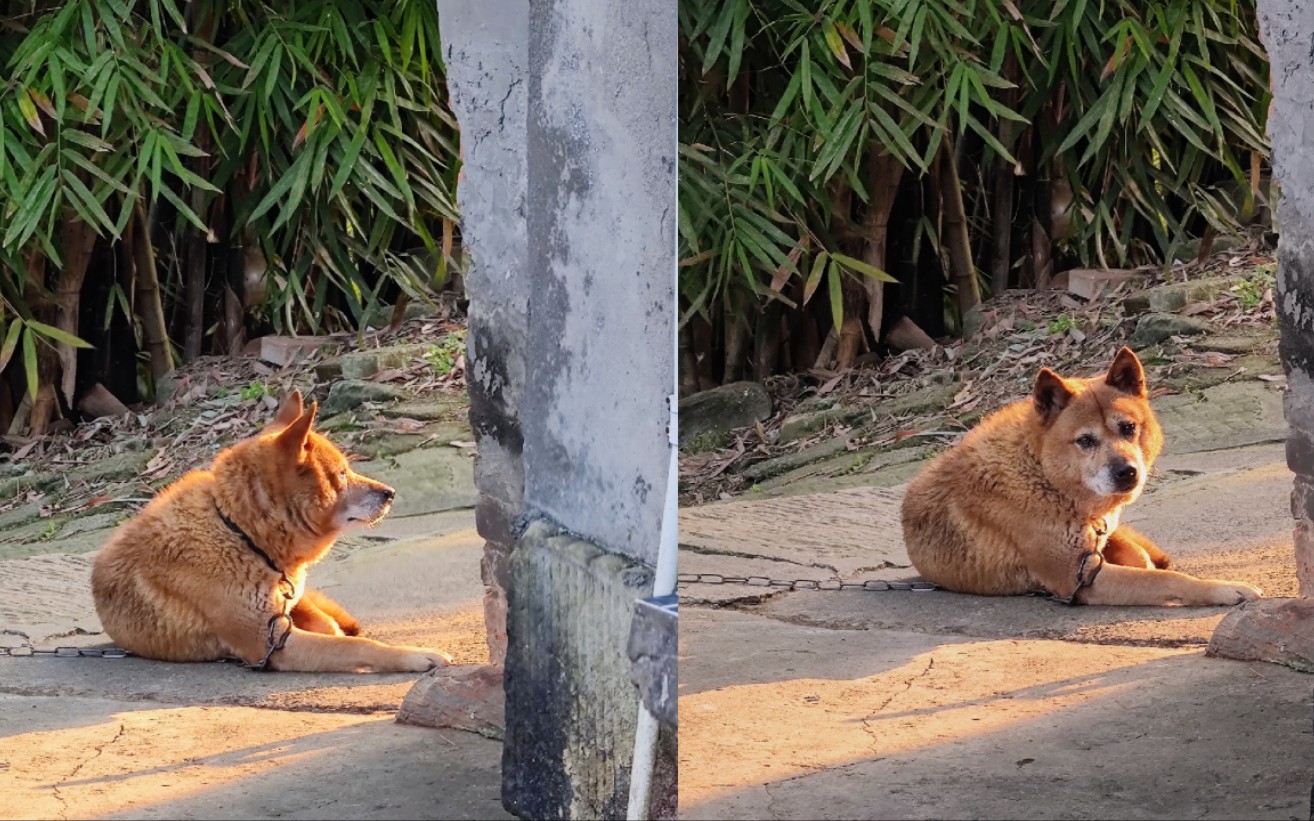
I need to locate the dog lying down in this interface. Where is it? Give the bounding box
[92,391,452,671]
[900,347,1262,606]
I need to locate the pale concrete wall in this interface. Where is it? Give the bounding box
[522,0,677,565]
[439,0,530,666]
[437,0,677,817]
[1260,0,1314,592]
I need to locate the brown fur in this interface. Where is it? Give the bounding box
[900,347,1262,606]
[91,391,451,671]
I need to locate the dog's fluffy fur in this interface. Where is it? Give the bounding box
[92,391,451,671]
[900,348,1262,606]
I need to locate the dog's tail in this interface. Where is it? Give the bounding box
[301,589,362,636]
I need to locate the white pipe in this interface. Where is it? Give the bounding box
[628,26,682,811]
[626,409,678,821]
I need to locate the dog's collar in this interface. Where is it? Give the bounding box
[215,504,283,578]
[1092,517,1109,537]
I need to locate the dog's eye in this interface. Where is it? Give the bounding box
[339,469,348,481]
[1075,434,1097,450]
[1118,421,1136,438]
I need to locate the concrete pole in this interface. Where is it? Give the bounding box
[1209,0,1314,668]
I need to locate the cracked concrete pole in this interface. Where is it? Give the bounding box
[398,0,528,740]
[1208,0,1314,670]
[435,0,531,670]
[407,0,677,818]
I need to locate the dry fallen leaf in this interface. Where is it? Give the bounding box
[817,373,845,396]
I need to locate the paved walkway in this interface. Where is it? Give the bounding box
[679,379,1313,819]
[0,505,511,820]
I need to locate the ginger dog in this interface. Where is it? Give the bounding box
[92,390,451,671]
[900,347,1262,606]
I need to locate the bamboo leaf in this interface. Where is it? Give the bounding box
[18,91,44,137]
[823,20,851,70]
[26,320,91,349]
[827,260,843,334]
[0,320,24,374]
[831,253,897,283]
[21,328,37,401]
[803,251,827,306]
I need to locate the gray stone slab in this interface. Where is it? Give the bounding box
[1154,380,1288,454]
[355,448,478,517]
[680,486,913,579]
[0,553,101,643]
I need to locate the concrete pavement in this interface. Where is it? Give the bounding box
[678,380,1314,820]
[0,506,512,821]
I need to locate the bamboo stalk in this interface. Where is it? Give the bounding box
[723,302,746,383]
[131,201,176,385]
[182,0,218,361]
[861,149,904,344]
[990,53,1020,296]
[22,249,59,435]
[937,134,982,319]
[55,218,97,405]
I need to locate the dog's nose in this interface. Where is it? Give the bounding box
[381,486,396,501]
[1113,463,1139,489]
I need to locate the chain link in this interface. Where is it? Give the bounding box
[244,575,297,671]
[0,643,131,659]
[677,572,937,592]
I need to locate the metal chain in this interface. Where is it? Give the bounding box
[0,644,131,658]
[243,574,297,671]
[0,574,297,666]
[677,572,937,592]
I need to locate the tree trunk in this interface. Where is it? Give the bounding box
[835,286,865,369]
[22,249,59,435]
[690,313,715,389]
[990,54,1020,296]
[752,301,781,381]
[861,149,904,345]
[182,1,218,361]
[937,134,981,320]
[182,200,207,360]
[678,324,701,397]
[132,201,175,386]
[723,302,746,383]
[1030,101,1059,289]
[55,218,97,406]
[789,288,821,374]
[827,179,867,370]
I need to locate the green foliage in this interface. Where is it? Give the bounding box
[209,1,461,333]
[1233,264,1275,309]
[0,1,461,407]
[1048,314,1076,335]
[240,381,272,402]
[679,0,1270,356]
[423,330,466,375]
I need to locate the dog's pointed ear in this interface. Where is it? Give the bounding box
[1033,368,1074,421]
[270,390,304,431]
[276,400,318,458]
[1105,346,1147,397]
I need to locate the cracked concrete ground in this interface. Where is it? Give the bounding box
[679,381,1314,820]
[0,506,511,821]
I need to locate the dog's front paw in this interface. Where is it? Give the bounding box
[397,647,454,672]
[1209,580,1262,605]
